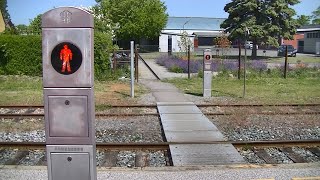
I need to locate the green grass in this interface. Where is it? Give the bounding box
[0,75,148,105]
[0,76,43,105]
[266,55,320,63]
[165,77,320,104]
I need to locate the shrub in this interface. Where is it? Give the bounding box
[0,35,42,76]
[0,33,119,80]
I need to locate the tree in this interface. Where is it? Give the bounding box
[296,15,311,27]
[213,31,231,57]
[311,6,320,24]
[95,0,168,41]
[177,31,193,57]
[15,24,29,35]
[221,0,299,58]
[29,14,41,35]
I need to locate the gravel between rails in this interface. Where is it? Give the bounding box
[0,116,163,143]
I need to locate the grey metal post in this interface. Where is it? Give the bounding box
[42,7,96,180]
[243,27,250,98]
[203,49,212,97]
[131,41,134,98]
[188,45,190,79]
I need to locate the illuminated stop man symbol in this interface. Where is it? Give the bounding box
[60,44,73,73]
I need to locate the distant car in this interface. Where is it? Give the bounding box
[277,45,297,57]
[245,41,258,49]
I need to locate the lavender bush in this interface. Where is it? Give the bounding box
[156,55,268,73]
[156,55,201,73]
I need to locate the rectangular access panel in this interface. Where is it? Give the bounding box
[51,153,90,180]
[48,96,88,137]
[44,88,95,145]
[47,145,96,180]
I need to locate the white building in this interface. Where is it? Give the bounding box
[159,17,226,52]
[298,25,320,54]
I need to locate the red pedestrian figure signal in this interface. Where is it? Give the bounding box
[205,55,211,60]
[60,44,73,73]
[51,42,82,75]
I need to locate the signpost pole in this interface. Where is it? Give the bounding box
[203,49,212,98]
[131,41,135,98]
[188,45,190,79]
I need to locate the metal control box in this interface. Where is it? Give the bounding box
[42,7,96,180]
[44,88,95,144]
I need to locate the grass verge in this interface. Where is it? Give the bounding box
[0,75,148,106]
[165,76,320,104]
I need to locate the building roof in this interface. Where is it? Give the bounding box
[193,31,224,37]
[165,17,226,31]
[297,25,320,32]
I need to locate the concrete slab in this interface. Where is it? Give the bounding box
[169,144,246,166]
[158,106,202,114]
[159,113,209,121]
[152,92,188,102]
[161,120,216,131]
[157,102,195,106]
[165,130,226,142]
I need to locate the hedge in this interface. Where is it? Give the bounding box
[0,35,42,76]
[0,34,115,80]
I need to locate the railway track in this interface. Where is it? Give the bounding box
[0,140,319,167]
[1,103,320,118]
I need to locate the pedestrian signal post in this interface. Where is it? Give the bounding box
[42,7,96,180]
[203,49,212,97]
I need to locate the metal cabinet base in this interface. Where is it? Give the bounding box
[44,88,95,145]
[47,145,96,180]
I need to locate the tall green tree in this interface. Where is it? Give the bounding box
[221,0,299,58]
[95,0,168,41]
[296,15,311,27]
[311,6,320,24]
[29,14,41,35]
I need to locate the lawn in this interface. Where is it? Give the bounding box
[266,55,320,63]
[0,75,147,106]
[165,77,320,104]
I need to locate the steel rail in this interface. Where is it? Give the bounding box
[1,103,320,109]
[0,113,160,118]
[196,103,320,107]
[1,140,319,149]
[1,111,320,118]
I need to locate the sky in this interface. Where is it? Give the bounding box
[7,0,320,25]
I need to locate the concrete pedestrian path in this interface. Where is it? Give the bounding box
[138,58,245,166]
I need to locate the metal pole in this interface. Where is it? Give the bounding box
[135,44,139,82]
[284,45,288,79]
[238,40,241,80]
[243,39,247,98]
[130,41,134,98]
[188,45,190,79]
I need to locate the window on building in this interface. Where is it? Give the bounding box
[307,33,311,38]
